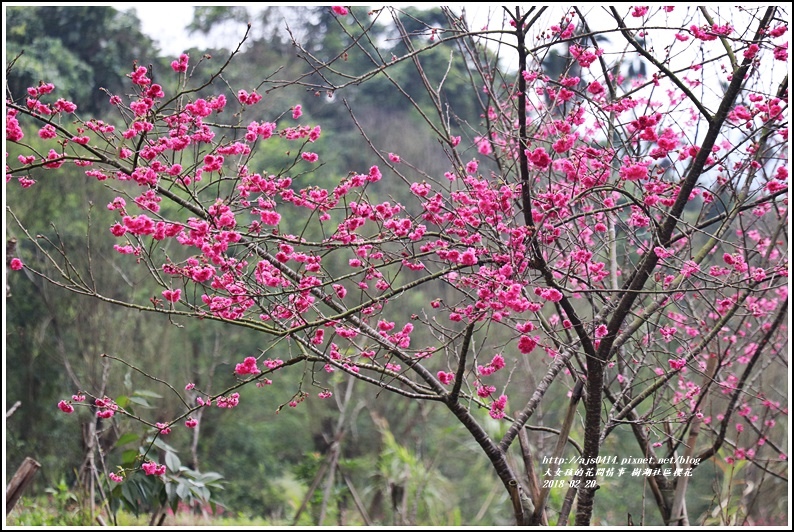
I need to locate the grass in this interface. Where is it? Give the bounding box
[6,495,278,527]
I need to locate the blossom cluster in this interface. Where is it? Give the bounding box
[8,8,787,482]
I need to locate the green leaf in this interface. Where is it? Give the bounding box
[128,396,153,408]
[196,471,224,483]
[114,432,140,448]
[158,484,168,506]
[165,482,175,504]
[132,389,163,399]
[176,481,190,500]
[147,437,178,454]
[114,395,129,409]
[134,478,150,501]
[121,482,139,515]
[121,449,139,466]
[165,451,181,473]
[189,485,210,502]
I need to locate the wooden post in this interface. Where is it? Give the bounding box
[6,457,41,514]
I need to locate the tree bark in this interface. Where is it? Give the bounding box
[6,457,41,514]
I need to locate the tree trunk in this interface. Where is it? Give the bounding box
[6,457,41,514]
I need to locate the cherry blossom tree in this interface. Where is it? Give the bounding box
[6,5,788,526]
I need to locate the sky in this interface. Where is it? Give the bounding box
[112,3,220,56]
[111,3,516,57]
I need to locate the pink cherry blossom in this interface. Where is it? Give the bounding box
[162,289,182,303]
[680,261,700,278]
[668,358,687,371]
[518,335,538,354]
[489,395,508,419]
[631,6,649,17]
[142,461,166,476]
[235,356,260,375]
[437,371,455,385]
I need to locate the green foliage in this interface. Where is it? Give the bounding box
[8,495,276,527]
[7,483,92,526]
[369,420,458,525]
[5,6,159,113]
[6,35,94,106]
[195,381,317,519]
[696,450,764,526]
[187,6,251,36]
[109,435,225,521]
